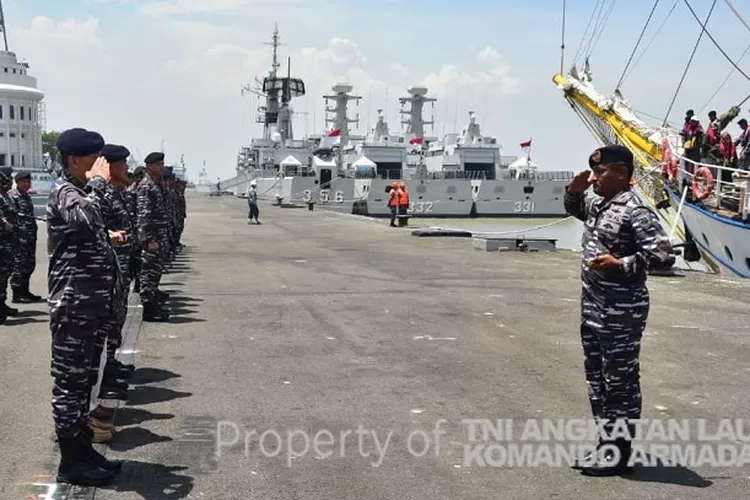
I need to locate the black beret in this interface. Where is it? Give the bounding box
[0,166,12,183]
[588,144,634,175]
[133,166,146,176]
[14,170,31,181]
[100,144,130,163]
[57,127,105,156]
[144,152,164,165]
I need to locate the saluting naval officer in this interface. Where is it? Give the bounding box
[87,144,136,431]
[563,144,675,476]
[47,128,124,486]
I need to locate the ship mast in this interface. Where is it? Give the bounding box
[0,0,9,51]
[399,86,436,138]
[324,83,361,172]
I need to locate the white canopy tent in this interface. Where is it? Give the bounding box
[280,155,302,167]
[352,156,377,168]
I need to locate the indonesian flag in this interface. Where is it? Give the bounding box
[409,137,424,150]
[520,139,532,149]
[325,128,341,147]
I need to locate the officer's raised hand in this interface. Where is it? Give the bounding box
[567,170,592,194]
[86,156,111,183]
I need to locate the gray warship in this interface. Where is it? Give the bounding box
[222,26,575,218]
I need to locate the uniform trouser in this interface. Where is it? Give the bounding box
[10,239,35,290]
[580,285,649,424]
[51,315,105,438]
[397,205,408,226]
[248,203,259,220]
[0,244,12,302]
[140,246,163,303]
[389,206,397,224]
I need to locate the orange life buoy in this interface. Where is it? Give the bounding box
[692,166,715,201]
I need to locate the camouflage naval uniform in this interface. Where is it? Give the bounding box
[176,181,186,244]
[47,126,122,487]
[0,166,18,321]
[9,170,41,303]
[137,153,169,320]
[564,144,675,474]
[126,167,144,292]
[88,144,135,401]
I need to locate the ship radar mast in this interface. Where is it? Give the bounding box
[399,86,436,138]
[323,83,361,147]
[373,108,389,141]
[240,24,306,143]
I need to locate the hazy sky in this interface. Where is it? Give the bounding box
[6,0,750,181]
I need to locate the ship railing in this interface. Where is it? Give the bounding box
[497,170,575,181]
[670,155,750,218]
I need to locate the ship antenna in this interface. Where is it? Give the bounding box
[264,23,281,77]
[0,0,9,51]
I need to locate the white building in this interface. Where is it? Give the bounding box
[0,49,44,170]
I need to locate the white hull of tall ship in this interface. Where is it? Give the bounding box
[667,188,750,278]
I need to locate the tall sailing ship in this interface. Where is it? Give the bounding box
[552,0,750,278]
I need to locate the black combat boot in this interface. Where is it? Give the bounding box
[143,302,169,322]
[132,277,140,294]
[101,363,129,391]
[56,434,117,486]
[98,384,128,401]
[580,423,635,477]
[24,278,43,302]
[112,359,135,376]
[82,426,124,471]
[11,286,32,303]
[1,302,18,316]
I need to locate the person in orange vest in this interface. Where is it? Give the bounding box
[397,181,410,226]
[387,181,400,227]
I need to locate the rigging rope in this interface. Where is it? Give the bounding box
[587,0,618,59]
[624,0,679,82]
[560,0,567,74]
[616,0,661,90]
[573,0,604,64]
[723,0,750,33]
[698,41,750,113]
[682,0,750,85]
[662,0,718,125]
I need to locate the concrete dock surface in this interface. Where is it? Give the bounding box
[3,192,750,499]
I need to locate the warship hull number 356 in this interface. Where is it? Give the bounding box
[221,26,575,218]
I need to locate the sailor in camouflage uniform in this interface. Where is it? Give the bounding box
[564,145,675,476]
[88,144,136,423]
[0,166,19,322]
[176,179,186,246]
[9,170,43,303]
[126,166,145,293]
[137,152,170,321]
[162,166,176,265]
[47,128,123,486]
